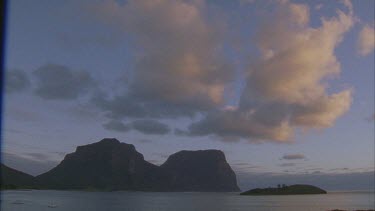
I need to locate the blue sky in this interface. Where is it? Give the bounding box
[2,0,374,190]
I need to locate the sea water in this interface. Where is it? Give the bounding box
[1,190,374,211]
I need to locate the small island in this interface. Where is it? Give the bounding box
[240,184,327,195]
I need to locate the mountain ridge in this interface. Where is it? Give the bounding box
[2,138,239,192]
[1,163,35,189]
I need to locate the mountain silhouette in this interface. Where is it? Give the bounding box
[31,138,240,191]
[1,163,35,189]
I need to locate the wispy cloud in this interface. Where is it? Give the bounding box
[2,152,58,176]
[278,163,296,167]
[103,119,170,135]
[281,154,306,160]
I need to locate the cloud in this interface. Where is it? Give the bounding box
[186,109,293,142]
[290,90,352,127]
[33,64,95,100]
[329,167,349,172]
[89,0,354,142]
[357,24,375,56]
[138,139,153,143]
[102,120,131,132]
[2,152,58,176]
[5,69,30,93]
[279,163,296,167]
[103,119,170,135]
[131,119,170,135]
[93,94,196,119]
[146,159,163,165]
[90,0,233,119]
[182,0,354,142]
[152,152,169,159]
[25,152,51,161]
[281,154,306,160]
[231,163,263,172]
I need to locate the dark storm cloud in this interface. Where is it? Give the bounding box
[33,64,95,100]
[281,154,306,160]
[5,69,30,93]
[102,119,170,135]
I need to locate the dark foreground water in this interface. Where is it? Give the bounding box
[1,190,374,211]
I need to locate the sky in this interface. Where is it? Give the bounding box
[2,0,374,191]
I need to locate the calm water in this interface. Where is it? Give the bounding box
[1,190,374,211]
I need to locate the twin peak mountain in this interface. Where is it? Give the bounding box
[33,138,240,191]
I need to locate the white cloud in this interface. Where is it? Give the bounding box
[91,0,355,141]
[185,1,354,142]
[92,0,232,110]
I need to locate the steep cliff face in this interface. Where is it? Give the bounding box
[1,164,35,189]
[36,138,239,191]
[36,138,161,190]
[161,150,240,192]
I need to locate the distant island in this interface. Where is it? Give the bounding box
[1,138,240,192]
[240,184,327,195]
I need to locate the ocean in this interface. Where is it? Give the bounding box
[1,190,374,211]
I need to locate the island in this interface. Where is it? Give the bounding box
[1,138,240,192]
[240,184,327,195]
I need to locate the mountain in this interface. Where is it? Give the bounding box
[1,163,35,189]
[35,138,239,191]
[161,150,240,191]
[240,184,327,195]
[35,138,164,190]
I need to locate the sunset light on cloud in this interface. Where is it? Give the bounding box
[2,0,374,192]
